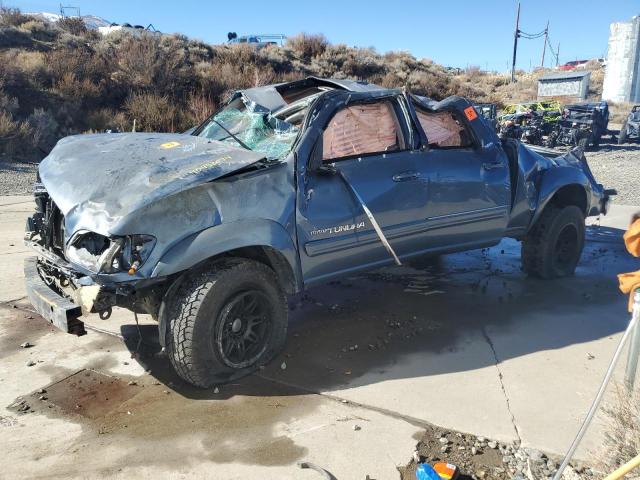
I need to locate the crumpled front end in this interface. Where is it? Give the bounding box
[23,182,140,329]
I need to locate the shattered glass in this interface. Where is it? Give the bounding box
[198,106,299,161]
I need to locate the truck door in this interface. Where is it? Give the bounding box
[409,100,511,249]
[295,94,429,286]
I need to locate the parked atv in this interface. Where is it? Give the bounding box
[520,112,558,147]
[618,105,640,144]
[551,101,609,151]
[499,101,562,125]
[498,111,530,141]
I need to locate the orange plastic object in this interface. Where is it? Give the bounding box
[619,218,640,311]
[433,462,459,480]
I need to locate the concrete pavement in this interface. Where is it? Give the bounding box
[0,195,637,478]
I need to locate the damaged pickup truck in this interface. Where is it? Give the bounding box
[24,77,613,388]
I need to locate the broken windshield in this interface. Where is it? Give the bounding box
[196,101,299,161]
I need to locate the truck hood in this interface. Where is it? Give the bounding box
[39,132,266,235]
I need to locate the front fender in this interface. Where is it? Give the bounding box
[150,219,302,289]
[529,166,595,229]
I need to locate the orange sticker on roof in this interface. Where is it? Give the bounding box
[464,106,478,121]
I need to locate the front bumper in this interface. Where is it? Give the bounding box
[23,256,86,335]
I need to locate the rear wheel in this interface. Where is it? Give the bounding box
[522,205,585,279]
[166,258,288,388]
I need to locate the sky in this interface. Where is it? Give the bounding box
[8,0,640,72]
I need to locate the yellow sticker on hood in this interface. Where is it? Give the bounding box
[160,141,181,149]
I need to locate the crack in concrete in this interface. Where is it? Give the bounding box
[257,373,431,430]
[481,326,523,445]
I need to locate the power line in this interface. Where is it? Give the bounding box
[510,1,551,80]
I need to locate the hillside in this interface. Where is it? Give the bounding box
[0,7,605,161]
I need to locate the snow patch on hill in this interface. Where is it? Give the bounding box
[26,12,112,29]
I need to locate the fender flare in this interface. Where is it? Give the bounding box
[151,219,301,283]
[153,219,302,347]
[529,166,591,229]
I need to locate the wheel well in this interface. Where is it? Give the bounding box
[549,184,587,215]
[156,245,297,348]
[221,246,297,295]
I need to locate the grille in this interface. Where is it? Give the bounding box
[35,187,65,257]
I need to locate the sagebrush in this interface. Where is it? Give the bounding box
[0,6,605,161]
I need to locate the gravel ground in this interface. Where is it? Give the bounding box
[399,423,597,480]
[0,144,637,205]
[0,160,38,195]
[584,143,640,206]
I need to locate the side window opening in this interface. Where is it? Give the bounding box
[414,108,473,149]
[322,101,404,162]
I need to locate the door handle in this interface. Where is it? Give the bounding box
[392,171,421,182]
[482,161,503,171]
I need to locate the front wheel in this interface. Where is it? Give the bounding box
[521,205,585,279]
[165,259,288,388]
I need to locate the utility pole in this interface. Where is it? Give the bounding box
[557,43,560,66]
[541,20,549,68]
[511,1,521,82]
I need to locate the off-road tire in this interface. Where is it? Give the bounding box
[521,205,585,279]
[165,258,288,388]
[618,123,628,145]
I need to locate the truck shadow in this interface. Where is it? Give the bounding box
[122,225,636,401]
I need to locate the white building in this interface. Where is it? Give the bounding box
[602,16,640,103]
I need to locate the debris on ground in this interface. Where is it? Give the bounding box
[26,360,36,367]
[400,424,599,480]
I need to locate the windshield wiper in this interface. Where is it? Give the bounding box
[211,119,252,150]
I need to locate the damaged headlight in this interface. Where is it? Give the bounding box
[66,232,156,274]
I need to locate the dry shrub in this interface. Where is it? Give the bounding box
[18,19,56,41]
[0,91,19,114]
[0,7,31,27]
[0,110,33,157]
[58,17,87,36]
[54,72,101,100]
[187,93,216,125]
[11,51,48,85]
[600,386,640,475]
[0,110,19,138]
[188,93,217,125]
[113,34,188,94]
[86,108,129,132]
[286,33,328,60]
[124,92,179,132]
[27,108,58,152]
[113,35,163,88]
